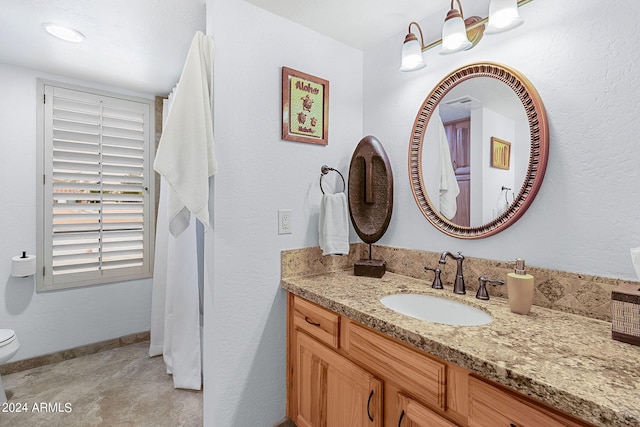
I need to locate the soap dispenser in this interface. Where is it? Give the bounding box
[507,258,535,315]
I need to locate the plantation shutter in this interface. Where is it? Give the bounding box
[39,83,154,290]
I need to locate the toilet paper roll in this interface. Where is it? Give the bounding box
[11,254,36,277]
[631,247,640,280]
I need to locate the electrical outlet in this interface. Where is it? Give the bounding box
[278,209,292,235]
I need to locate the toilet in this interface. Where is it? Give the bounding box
[0,329,20,404]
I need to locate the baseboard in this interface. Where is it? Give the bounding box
[273,417,296,427]
[0,331,150,375]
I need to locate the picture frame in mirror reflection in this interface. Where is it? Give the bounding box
[281,66,329,146]
[490,137,511,170]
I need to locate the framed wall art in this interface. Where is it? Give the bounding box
[282,66,329,145]
[491,137,511,170]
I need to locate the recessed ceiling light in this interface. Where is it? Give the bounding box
[42,22,85,43]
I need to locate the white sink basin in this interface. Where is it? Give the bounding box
[380,293,492,326]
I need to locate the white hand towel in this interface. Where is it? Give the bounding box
[438,115,459,220]
[154,31,217,237]
[494,188,509,218]
[319,192,350,256]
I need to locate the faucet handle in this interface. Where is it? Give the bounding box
[424,266,444,289]
[476,276,505,300]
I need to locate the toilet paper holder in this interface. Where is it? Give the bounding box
[11,251,36,277]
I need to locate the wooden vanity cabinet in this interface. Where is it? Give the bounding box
[287,294,595,427]
[288,294,459,426]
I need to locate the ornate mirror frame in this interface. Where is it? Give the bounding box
[409,62,549,239]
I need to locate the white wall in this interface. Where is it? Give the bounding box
[204,0,363,425]
[364,0,640,280]
[0,64,153,361]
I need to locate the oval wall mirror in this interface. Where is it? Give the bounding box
[409,62,549,239]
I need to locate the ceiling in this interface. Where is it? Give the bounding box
[0,1,494,95]
[244,0,454,50]
[244,1,502,50]
[0,0,206,95]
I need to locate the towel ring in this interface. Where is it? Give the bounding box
[501,186,514,204]
[320,165,346,195]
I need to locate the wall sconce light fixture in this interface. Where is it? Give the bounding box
[440,0,474,54]
[400,0,532,72]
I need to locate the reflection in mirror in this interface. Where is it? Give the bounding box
[422,77,529,227]
[409,63,549,239]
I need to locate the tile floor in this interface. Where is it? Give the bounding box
[1,342,202,426]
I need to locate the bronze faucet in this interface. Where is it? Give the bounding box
[439,251,466,294]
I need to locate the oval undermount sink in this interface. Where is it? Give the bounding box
[380,293,492,326]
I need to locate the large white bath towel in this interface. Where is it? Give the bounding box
[319,192,350,256]
[154,31,217,237]
[150,177,202,390]
[438,116,460,220]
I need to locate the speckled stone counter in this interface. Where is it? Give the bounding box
[281,248,640,427]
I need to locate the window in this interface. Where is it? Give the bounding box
[37,81,155,291]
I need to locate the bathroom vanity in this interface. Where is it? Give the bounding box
[282,255,640,427]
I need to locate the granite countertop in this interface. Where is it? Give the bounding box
[281,270,640,427]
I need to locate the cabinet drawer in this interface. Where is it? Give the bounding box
[344,320,446,411]
[469,376,593,427]
[293,296,340,349]
[397,393,457,427]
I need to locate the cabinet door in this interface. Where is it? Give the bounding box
[443,118,471,174]
[443,118,471,226]
[296,331,382,427]
[396,393,457,427]
[296,332,326,427]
